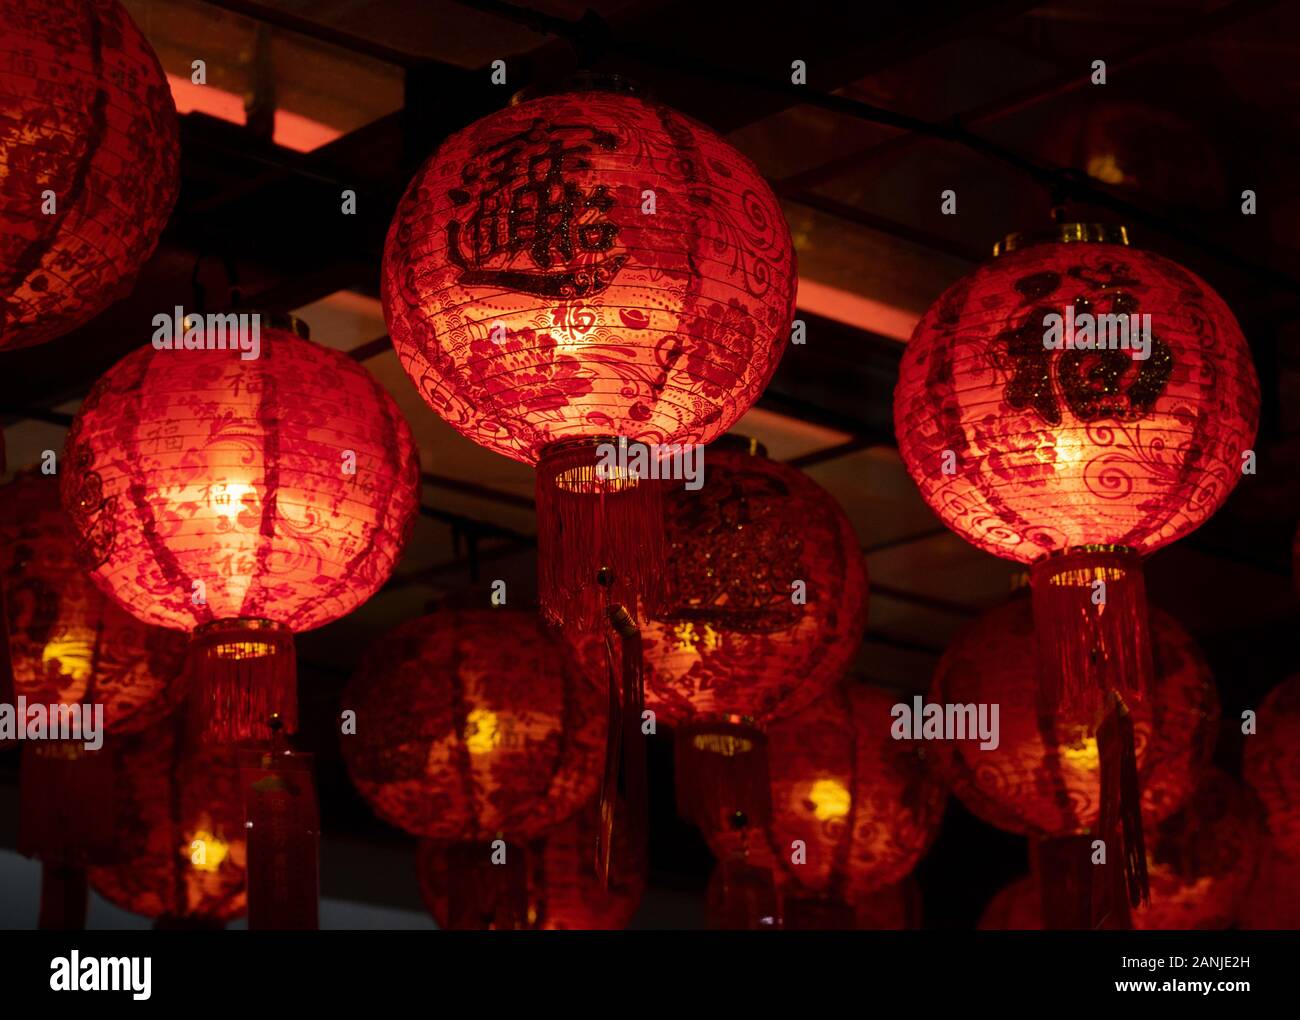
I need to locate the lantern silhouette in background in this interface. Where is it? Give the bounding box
[417,799,644,930]
[643,443,867,832]
[981,771,1262,930]
[88,717,247,927]
[60,316,419,743]
[930,597,1218,927]
[343,610,605,925]
[0,471,187,736]
[1241,673,1300,927]
[896,227,1255,921]
[383,78,795,630]
[705,683,943,928]
[0,0,179,351]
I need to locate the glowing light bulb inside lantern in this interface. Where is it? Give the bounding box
[209,480,256,523]
[463,709,502,755]
[806,778,851,821]
[187,827,229,873]
[41,630,95,686]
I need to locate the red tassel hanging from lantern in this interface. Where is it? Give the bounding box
[59,315,419,743]
[381,77,795,631]
[641,442,867,833]
[930,597,1219,928]
[983,771,1262,930]
[342,610,606,925]
[0,0,179,352]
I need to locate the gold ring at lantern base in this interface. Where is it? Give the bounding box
[1035,545,1140,588]
[539,436,652,495]
[193,618,290,661]
[994,223,1131,258]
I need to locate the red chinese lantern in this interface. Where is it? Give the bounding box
[706,683,943,923]
[0,0,179,351]
[981,770,1262,930]
[88,716,247,927]
[417,799,644,930]
[644,443,867,831]
[896,224,1257,711]
[1243,673,1300,864]
[1239,842,1300,930]
[897,225,1256,919]
[931,596,1218,926]
[60,316,420,742]
[343,609,605,920]
[0,471,187,736]
[382,77,795,630]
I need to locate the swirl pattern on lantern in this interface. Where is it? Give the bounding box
[342,610,604,840]
[59,325,420,632]
[382,90,795,463]
[981,771,1262,930]
[0,0,179,350]
[643,449,867,726]
[0,472,186,734]
[417,800,644,930]
[88,720,247,923]
[1243,674,1300,863]
[707,684,945,898]
[929,598,1218,837]
[894,240,1259,562]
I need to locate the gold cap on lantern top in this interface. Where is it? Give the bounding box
[993,223,1131,258]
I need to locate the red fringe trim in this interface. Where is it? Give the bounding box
[239,737,319,930]
[38,863,88,930]
[535,439,666,632]
[1030,547,1153,720]
[596,605,648,886]
[190,619,297,744]
[706,857,779,930]
[440,841,533,930]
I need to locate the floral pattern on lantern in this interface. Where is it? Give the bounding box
[929,598,1218,836]
[341,610,604,839]
[0,471,186,735]
[382,86,795,464]
[60,322,419,632]
[643,447,867,726]
[708,683,945,899]
[88,718,247,924]
[0,0,180,350]
[894,232,1258,563]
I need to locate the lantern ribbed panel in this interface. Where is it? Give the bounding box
[0,0,179,350]
[982,771,1261,930]
[1243,673,1300,863]
[930,599,1218,837]
[88,721,247,923]
[341,610,604,840]
[59,326,420,632]
[417,801,644,930]
[382,90,795,463]
[0,472,186,734]
[642,449,867,726]
[894,241,1259,562]
[707,685,945,898]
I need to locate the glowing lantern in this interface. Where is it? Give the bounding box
[0,0,179,351]
[931,596,1218,927]
[382,77,795,629]
[705,684,943,926]
[343,610,603,837]
[344,610,605,925]
[896,224,1257,716]
[643,442,867,831]
[417,800,644,930]
[0,471,187,736]
[60,316,420,742]
[1243,673,1300,864]
[981,771,1262,930]
[88,717,246,926]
